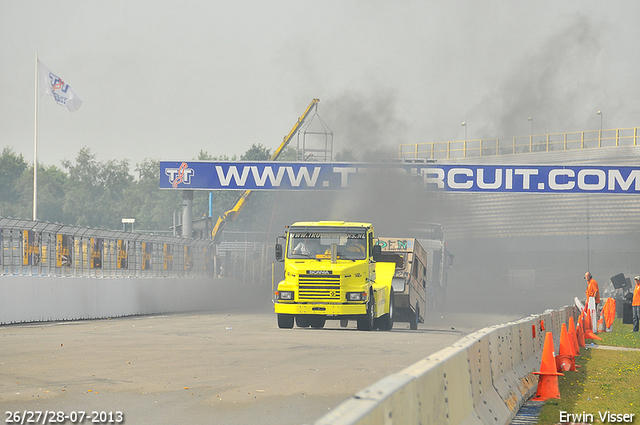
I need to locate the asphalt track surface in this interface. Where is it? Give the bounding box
[1,309,520,425]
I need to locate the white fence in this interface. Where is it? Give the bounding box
[0,276,246,325]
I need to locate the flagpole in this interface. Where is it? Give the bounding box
[33,53,38,221]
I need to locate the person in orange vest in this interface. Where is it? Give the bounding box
[585,272,600,331]
[633,276,640,332]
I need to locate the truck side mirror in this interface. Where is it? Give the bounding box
[372,245,382,261]
[275,236,285,262]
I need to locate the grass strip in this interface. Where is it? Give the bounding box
[537,318,640,424]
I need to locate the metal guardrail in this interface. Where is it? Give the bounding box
[0,217,216,278]
[399,127,640,160]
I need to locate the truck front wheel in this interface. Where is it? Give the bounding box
[357,294,375,331]
[296,315,310,328]
[277,314,294,329]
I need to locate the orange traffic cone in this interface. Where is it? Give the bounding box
[580,309,601,340]
[584,328,603,341]
[584,309,592,331]
[576,320,586,348]
[540,319,545,331]
[533,332,564,400]
[556,324,576,372]
[568,317,580,355]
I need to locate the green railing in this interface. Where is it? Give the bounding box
[399,127,640,160]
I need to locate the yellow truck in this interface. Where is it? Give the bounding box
[273,221,395,331]
[377,226,450,330]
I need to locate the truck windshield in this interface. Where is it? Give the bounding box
[287,231,366,260]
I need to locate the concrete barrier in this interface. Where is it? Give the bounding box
[315,306,578,425]
[0,276,248,325]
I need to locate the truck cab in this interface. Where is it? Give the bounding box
[274,221,394,331]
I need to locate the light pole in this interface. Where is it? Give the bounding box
[461,122,467,141]
[597,110,603,146]
[597,110,603,130]
[528,117,533,153]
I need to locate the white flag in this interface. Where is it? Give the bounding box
[38,59,83,112]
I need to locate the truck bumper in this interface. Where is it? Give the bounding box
[274,302,366,316]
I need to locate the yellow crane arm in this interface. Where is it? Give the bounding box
[211,99,320,243]
[269,98,319,161]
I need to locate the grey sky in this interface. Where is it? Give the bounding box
[2,1,639,169]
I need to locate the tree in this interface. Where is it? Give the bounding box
[62,147,133,229]
[240,144,271,160]
[13,164,69,223]
[123,158,181,231]
[279,146,298,161]
[36,165,68,223]
[0,147,28,217]
[335,148,357,162]
[196,149,237,162]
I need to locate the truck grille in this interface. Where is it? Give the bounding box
[298,274,341,300]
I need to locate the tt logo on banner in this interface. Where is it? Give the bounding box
[165,162,195,188]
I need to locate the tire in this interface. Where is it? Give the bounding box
[295,315,310,328]
[277,314,294,329]
[357,292,375,331]
[410,305,420,330]
[309,316,326,329]
[377,290,394,331]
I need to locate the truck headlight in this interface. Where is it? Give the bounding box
[276,291,294,300]
[346,292,366,301]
